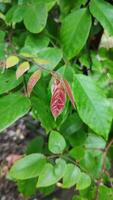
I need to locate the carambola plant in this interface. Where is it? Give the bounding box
[1,0,113,199]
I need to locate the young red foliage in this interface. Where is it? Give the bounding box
[63,79,75,108]
[50,78,66,119]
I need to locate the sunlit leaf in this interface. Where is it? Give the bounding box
[6,56,19,68]
[16,61,30,79]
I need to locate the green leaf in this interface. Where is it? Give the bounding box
[63,164,81,188]
[31,76,56,131]
[85,133,106,150]
[45,0,57,11]
[24,33,50,53]
[0,93,31,132]
[90,0,113,36]
[0,70,22,95]
[98,185,113,200]
[9,153,46,180]
[69,146,85,160]
[60,8,91,59]
[68,130,87,147]
[24,0,47,33]
[26,136,44,154]
[17,178,37,197]
[26,136,44,155]
[37,158,66,187]
[72,195,88,200]
[73,75,112,139]
[49,131,66,154]
[0,31,6,60]
[60,113,83,136]
[80,151,103,178]
[76,173,91,190]
[6,55,19,68]
[36,47,63,70]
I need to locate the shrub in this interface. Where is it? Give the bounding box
[0,0,113,199]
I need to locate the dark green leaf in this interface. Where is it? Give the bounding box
[26,136,44,155]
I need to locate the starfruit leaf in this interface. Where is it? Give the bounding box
[37,158,66,187]
[27,70,41,96]
[9,153,46,180]
[16,61,30,79]
[63,79,75,108]
[49,131,66,154]
[23,0,47,33]
[63,164,81,188]
[6,56,19,68]
[50,78,66,119]
[60,8,91,59]
[76,172,91,190]
[73,74,112,139]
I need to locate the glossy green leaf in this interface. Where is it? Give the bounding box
[0,70,22,95]
[76,173,91,190]
[49,131,66,154]
[37,158,66,187]
[24,0,47,33]
[0,93,30,132]
[90,0,113,35]
[36,47,63,70]
[73,75,112,139]
[9,153,46,180]
[60,8,91,59]
[63,164,81,188]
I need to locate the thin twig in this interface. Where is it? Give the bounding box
[94,138,113,200]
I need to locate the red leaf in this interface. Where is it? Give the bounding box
[27,70,41,96]
[63,79,75,108]
[51,79,66,119]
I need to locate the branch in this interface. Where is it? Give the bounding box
[94,138,113,200]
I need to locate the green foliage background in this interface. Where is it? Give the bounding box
[0,0,113,199]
